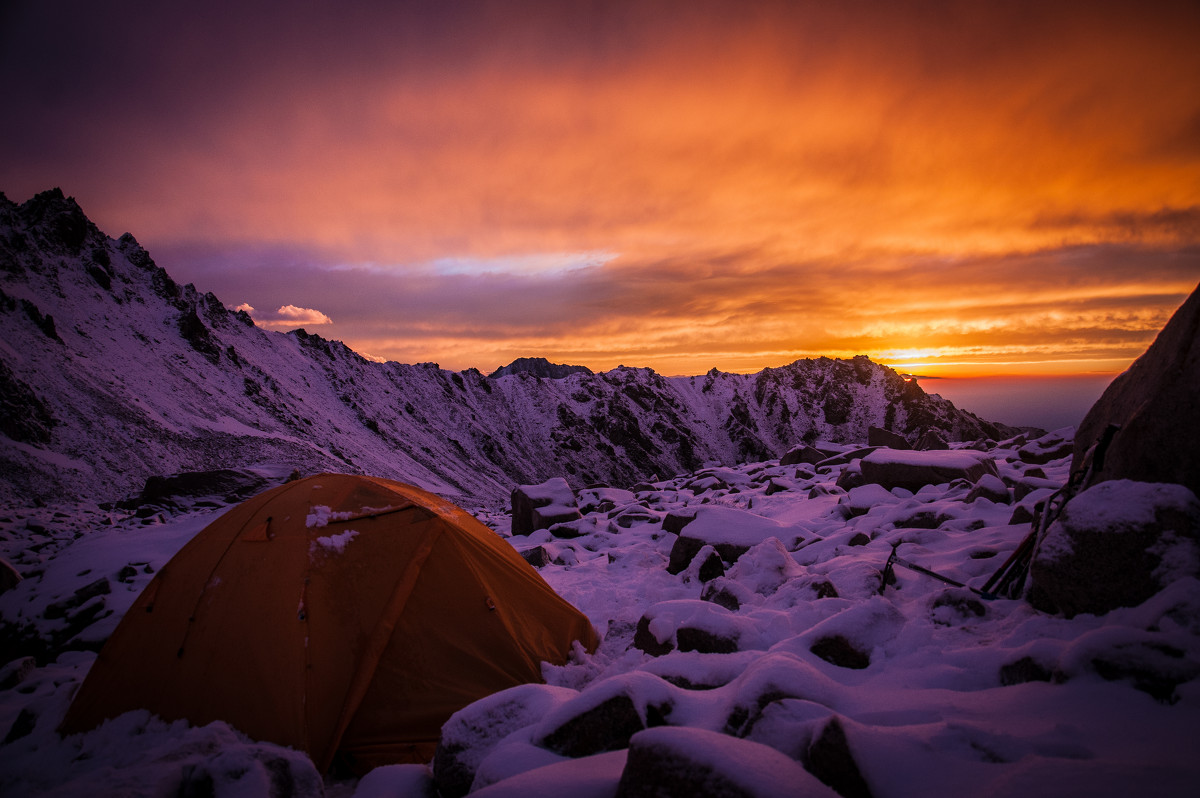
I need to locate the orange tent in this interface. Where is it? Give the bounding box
[60,474,599,772]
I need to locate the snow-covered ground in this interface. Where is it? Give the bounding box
[1,432,1198,797]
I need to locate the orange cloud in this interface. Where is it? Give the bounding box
[3,1,1198,377]
[239,304,334,330]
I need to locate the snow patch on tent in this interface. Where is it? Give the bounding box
[305,505,356,528]
[311,529,359,556]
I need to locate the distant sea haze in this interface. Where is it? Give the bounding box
[916,374,1117,432]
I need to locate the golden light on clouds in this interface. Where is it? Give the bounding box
[2,1,1198,377]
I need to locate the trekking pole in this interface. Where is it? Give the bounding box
[880,542,997,600]
[982,423,1120,600]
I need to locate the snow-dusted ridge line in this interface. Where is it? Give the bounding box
[1,189,1016,506]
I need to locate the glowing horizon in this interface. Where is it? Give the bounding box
[2,1,1197,378]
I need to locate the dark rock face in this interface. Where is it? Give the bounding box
[0,360,56,444]
[132,469,271,508]
[538,693,663,758]
[0,559,21,596]
[488,357,594,379]
[781,444,827,466]
[805,717,874,798]
[1029,480,1200,618]
[810,635,871,670]
[914,429,949,450]
[1073,282,1200,497]
[868,426,910,450]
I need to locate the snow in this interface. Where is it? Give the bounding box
[306,506,358,528]
[861,448,994,470]
[1,436,1198,797]
[1060,480,1198,532]
[311,529,359,555]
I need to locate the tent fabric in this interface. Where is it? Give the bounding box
[59,474,599,772]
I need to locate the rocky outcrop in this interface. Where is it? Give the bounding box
[1072,282,1200,496]
[488,357,594,379]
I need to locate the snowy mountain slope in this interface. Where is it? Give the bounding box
[0,189,1015,506]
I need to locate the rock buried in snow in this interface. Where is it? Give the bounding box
[635,600,747,655]
[1017,428,1076,465]
[615,726,837,798]
[510,478,583,536]
[859,449,998,492]
[1029,480,1200,618]
[434,683,579,798]
[666,506,806,574]
[966,474,1011,504]
[805,716,874,798]
[534,673,674,758]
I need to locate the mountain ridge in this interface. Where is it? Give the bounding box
[0,189,1019,506]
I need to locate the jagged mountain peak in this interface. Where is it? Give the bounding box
[1,190,1018,506]
[489,357,594,379]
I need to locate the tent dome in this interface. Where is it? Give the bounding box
[60,474,599,773]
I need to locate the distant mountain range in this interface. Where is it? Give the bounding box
[0,189,1018,506]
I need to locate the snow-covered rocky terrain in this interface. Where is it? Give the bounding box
[1,189,1015,508]
[1,432,1198,797]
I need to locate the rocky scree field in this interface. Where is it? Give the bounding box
[1,428,1198,797]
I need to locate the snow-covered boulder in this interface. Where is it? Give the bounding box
[532,673,676,758]
[615,726,836,798]
[859,449,998,492]
[635,600,748,656]
[510,478,582,536]
[966,473,1011,504]
[433,684,579,798]
[666,506,806,574]
[1017,427,1076,465]
[1030,480,1200,617]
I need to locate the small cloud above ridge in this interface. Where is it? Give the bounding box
[232,303,333,329]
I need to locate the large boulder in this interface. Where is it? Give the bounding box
[1073,282,1200,496]
[1029,480,1200,617]
[780,445,826,467]
[510,478,582,536]
[859,449,998,492]
[867,426,910,450]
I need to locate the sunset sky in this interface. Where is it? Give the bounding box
[3,1,1198,405]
